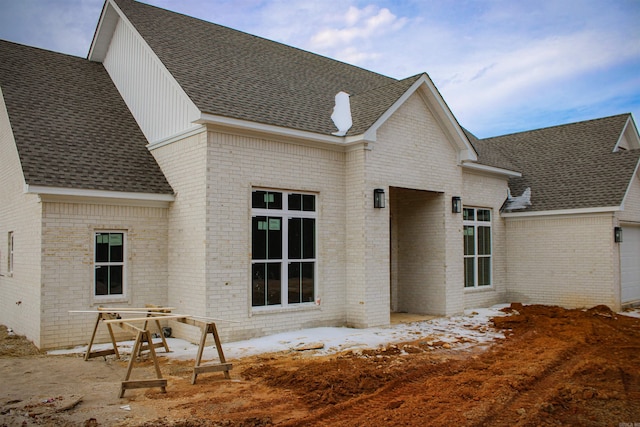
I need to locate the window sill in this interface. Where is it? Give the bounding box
[464,286,494,293]
[251,303,321,316]
[91,296,129,305]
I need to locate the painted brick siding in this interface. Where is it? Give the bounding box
[0,90,43,346]
[462,171,510,309]
[204,130,347,342]
[505,214,618,310]
[39,202,169,349]
[151,131,208,343]
[365,92,467,319]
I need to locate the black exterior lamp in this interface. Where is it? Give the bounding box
[614,226,623,243]
[452,196,462,213]
[374,188,385,208]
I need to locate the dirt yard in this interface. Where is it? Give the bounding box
[1,303,639,427]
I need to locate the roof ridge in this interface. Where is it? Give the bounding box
[481,113,631,142]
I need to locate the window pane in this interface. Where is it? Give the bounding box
[109,265,123,294]
[463,226,475,255]
[95,234,109,262]
[303,195,315,212]
[288,262,301,304]
[252,217,267,260]
[478,257,491,286]
[301,262,315,302]
[109,234,123,262]
[464,258,475,288]
[478,209,491,222]
[95,266,108,295]
[267,217,282,259]
[302,218,315,259]
[288,193,302,211]
[252,190,282,209]
[463,208,474,221]
[288,218,301,259]
[266,263,281,305]
[478,226,491,255]
[252,263,266,306]
[252,191,267,209]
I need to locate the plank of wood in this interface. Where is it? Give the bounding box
[103,314,189,323]
[193,362,233,374]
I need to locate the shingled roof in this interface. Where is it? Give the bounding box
[480,114,640,213]
[0,40,173,195]
[113,0,404,137]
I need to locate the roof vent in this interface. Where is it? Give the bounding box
[331,91,352,136]
[504,187,531,211]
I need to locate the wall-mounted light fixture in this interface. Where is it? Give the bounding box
[614,226,623,243]
[452,196,462,214]
[374,188,385,208]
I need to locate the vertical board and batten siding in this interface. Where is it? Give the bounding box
[102,17,200,143]
[0,90,43,347]
[505,214,619,310]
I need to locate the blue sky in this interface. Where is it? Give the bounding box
[0,0,638,138]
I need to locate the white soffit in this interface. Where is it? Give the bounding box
[24,185,175,207]
[462,162,521,178]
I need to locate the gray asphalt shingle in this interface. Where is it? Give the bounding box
[0,40,173,194]
[480,114,640,212]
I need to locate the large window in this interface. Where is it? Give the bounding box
[463,208,492,288]
[251,190,316,307]
[94,232,125,296]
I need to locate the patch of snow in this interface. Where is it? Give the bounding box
[331,91,352,136]
[48,304,511,360]
[620,307,640,318]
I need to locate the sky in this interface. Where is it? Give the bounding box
[0,0,639,138]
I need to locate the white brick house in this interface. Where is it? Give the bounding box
[1,0,639,349]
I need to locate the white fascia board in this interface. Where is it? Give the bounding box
[147,125,207,150]
[461,162,522,178]
[24,185,175,206]
[88,1,119,62]
[502,205,620,218]
[196,113,346,146]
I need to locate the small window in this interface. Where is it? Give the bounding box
[94,232,125,296]
[7,231,14,275]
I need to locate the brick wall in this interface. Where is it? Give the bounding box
[0,90,43,346]
[505,213,618,310]
[462,171,510,309]
[39,202,169,349]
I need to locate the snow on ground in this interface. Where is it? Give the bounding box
[49,305,640,361]
[49,305,511,360]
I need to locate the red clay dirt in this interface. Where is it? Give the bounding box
[2,303,639,426]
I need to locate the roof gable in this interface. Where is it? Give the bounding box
[0,40,173,195]
[481,114,640,213]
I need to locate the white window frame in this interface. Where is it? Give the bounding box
[251,189,317,310]
[7,231,14,276]
[463,208,492,288]
[93,231,127,299]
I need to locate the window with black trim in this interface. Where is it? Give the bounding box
[251,190,316,307]
[94,232,125,296]
[463,208,492,288]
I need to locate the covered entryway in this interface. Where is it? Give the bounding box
[621,225,640,304]
[389,187,446,315]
